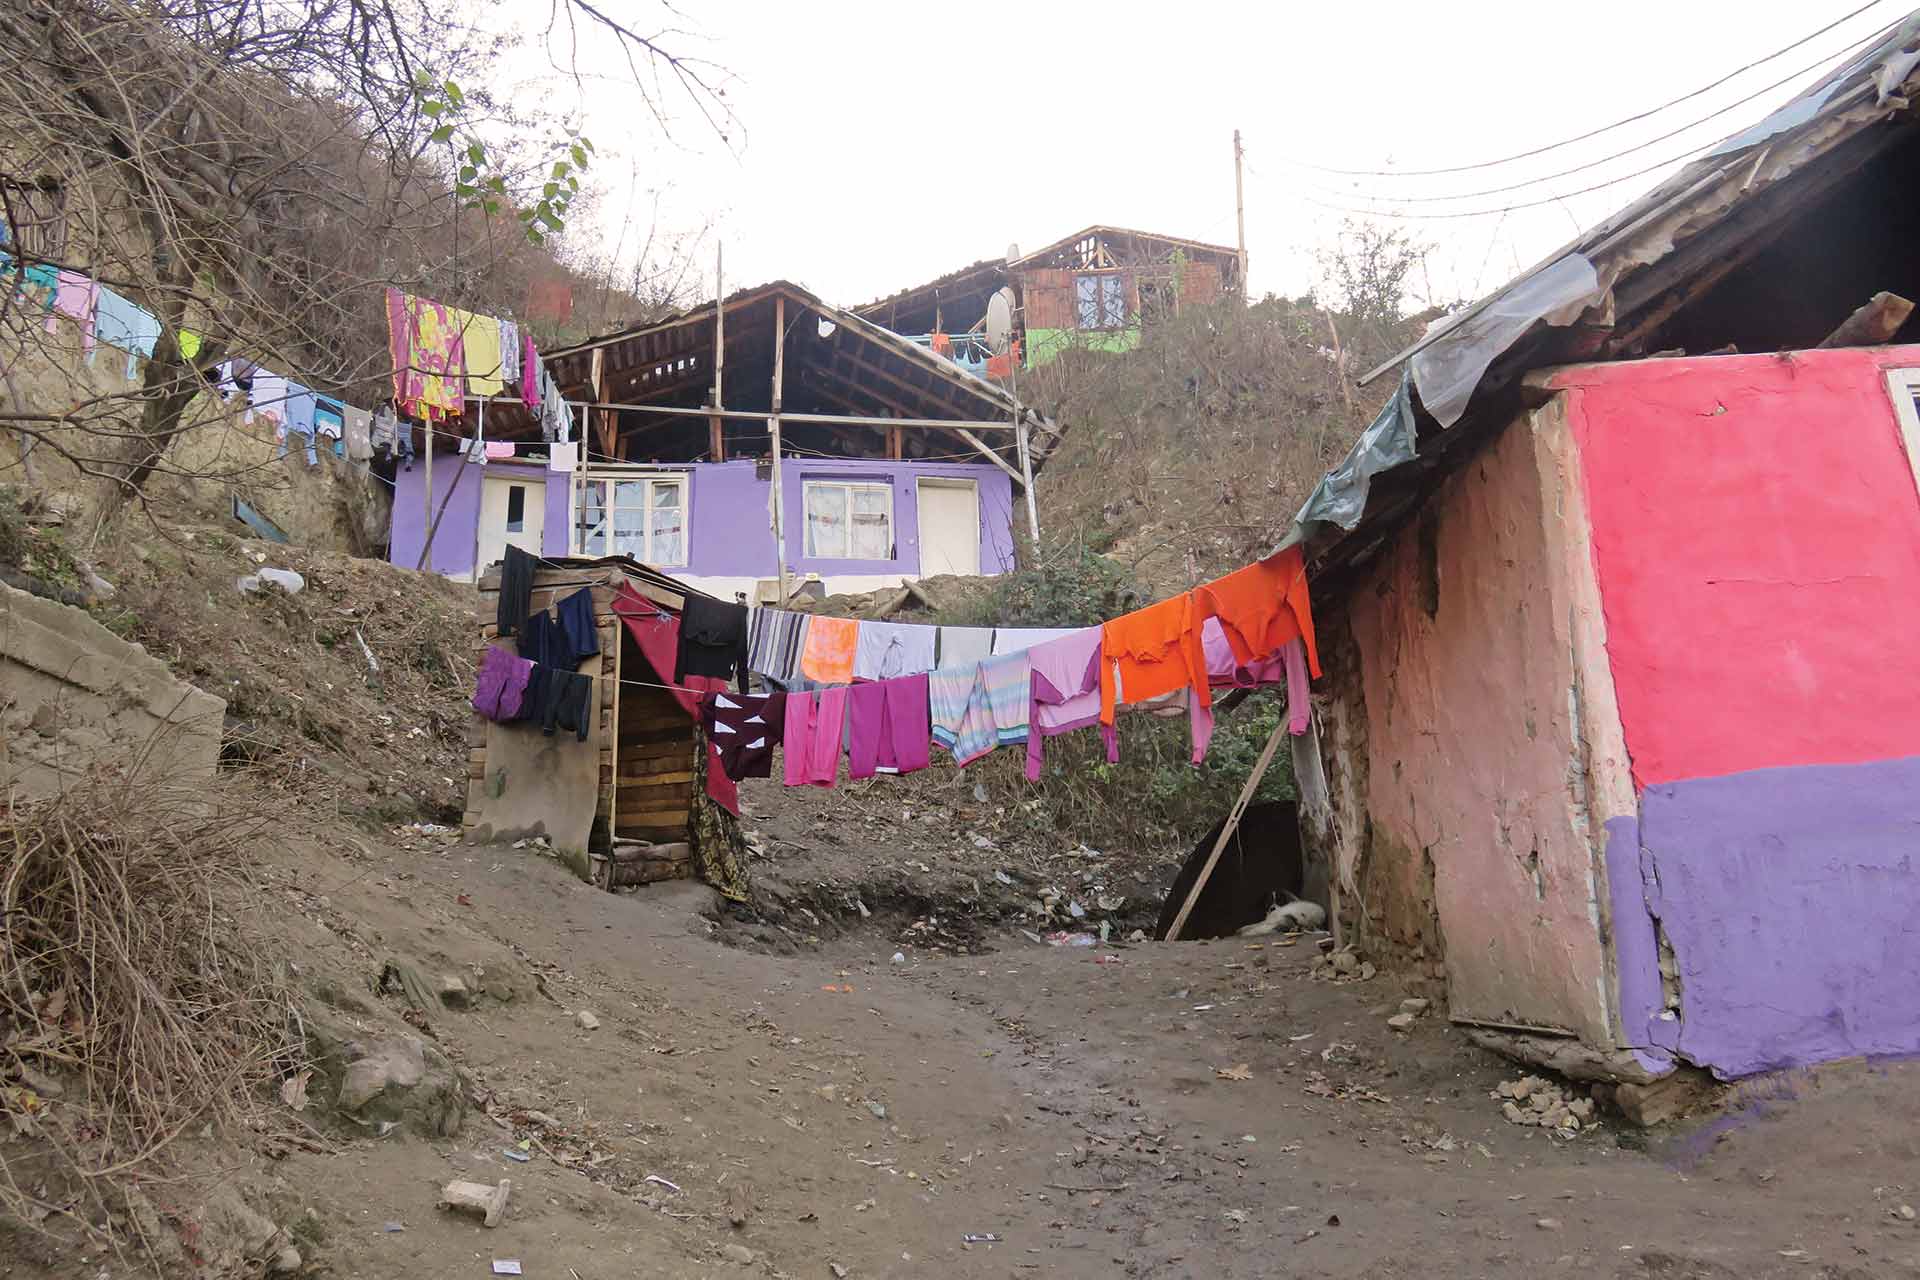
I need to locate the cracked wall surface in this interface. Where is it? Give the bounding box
[1344,403,1624,1043]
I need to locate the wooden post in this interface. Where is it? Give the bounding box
[469,398,486,573]
[589,346,613,460]
[1015,415,1040,545]
[1233,128,1248,299]
[769,293,788,603]
[422,417,433,554]
[886,426,903,460]
[1162,716,1287,942]
[1005,342,1040,546]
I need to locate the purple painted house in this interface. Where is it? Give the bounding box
[389,281,1059,600]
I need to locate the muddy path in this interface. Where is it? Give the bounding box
[244,821,1920,1280]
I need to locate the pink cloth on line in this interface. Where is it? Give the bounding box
[1025,627,1117,781]
[847,675,931,780]
[483,441,516,459]
[522,333,540,409]
[1201,616,1310,735]
[783,688,848,788]
[48,271,98,353]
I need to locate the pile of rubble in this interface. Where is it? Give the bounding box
[1494,1075,1596,1135]
[1309,945,1376,983]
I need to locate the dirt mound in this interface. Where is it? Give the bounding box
[88,523,477,824]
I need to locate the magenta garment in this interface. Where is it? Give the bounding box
[1201,617,1309,734]
[49,271,98,353]
[1283,638,1310,735]
[783,687,848,788]
[471,643,532,721]
[1025,627,1118,781]
[847,675,931,780]
[522,333,540,409]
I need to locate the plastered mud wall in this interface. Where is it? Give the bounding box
[1337,404,1628,1044]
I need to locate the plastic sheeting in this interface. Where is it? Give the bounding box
[1410,253,1602,428]
[1290,370,1418,538]
[1708,14,1920,160]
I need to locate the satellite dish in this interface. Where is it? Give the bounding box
[985,287,1017,354]
[817,317,836,339]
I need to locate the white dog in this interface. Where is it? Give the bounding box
[1236,898,1327,937]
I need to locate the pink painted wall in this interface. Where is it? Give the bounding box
[1348,404,1624,1043]
[1550,345,1920,787]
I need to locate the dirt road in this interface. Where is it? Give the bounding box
[231,820,1920,1280]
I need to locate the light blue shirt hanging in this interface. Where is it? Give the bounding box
[93,286,162,379]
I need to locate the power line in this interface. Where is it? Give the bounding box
[1271,0,1895,179]
[1286,30,1875,208]
[1251,9,1909,223]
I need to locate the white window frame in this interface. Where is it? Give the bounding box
[576,471,689,567]
[1887,368,1920,503]
[802,479,894,561]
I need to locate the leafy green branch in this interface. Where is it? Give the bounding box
[413,72,593,247]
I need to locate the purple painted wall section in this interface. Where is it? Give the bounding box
[389,456,567,577]
[389,454,1014,581]
[686,458,1014,579]
[1637,756,1920,1079]
[1603,815,1676,1070]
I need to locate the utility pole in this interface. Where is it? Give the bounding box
[1233,128,1248,299]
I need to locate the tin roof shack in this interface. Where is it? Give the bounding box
[855,225,1242,370]
[403,281,1061,601]
[465,555,745,899]
[1288,19,1920,1096]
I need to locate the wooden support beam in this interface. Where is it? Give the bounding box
[952,426,1022,484]
[1817,291,1914,348]
[887,426,903,460]
[770,293,789,603]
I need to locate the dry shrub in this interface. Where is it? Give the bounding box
[0,763,297,1245]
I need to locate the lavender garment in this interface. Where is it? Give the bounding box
[847,675,931,780]
[782,687,848,788]
[1200,616,1310,734]
[990,627,1078,656]
[1025,628,1117,780]
[852,620,937,681]
[471,644,533,721]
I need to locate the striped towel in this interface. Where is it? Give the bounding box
[929,651,1030,766]
[748,607,811,683]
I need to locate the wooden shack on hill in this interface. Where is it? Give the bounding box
[463,554,744,896]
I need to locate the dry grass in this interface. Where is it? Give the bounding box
[0,760,298,1248]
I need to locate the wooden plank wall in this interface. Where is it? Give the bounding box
[614,625,698,844]
[467,563,694,853]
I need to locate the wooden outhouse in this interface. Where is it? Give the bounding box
[463,554,742,893]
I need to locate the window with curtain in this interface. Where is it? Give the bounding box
[576,474,688,566]
[1073,273,1128,330]
[803,481,892,560]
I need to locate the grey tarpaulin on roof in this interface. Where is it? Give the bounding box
[1285,370,1418,543]
[1410,253,1603,427]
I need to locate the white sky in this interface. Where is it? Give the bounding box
[496,0,1908,315]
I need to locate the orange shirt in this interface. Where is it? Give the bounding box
[1099,591,1210,727]
[800,615,859,684]
[1194,545,1321,678]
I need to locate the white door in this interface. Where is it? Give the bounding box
[477,474,545,578]
[916,478,980,577]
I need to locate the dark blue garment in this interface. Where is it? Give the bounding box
[516,587,599,669]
